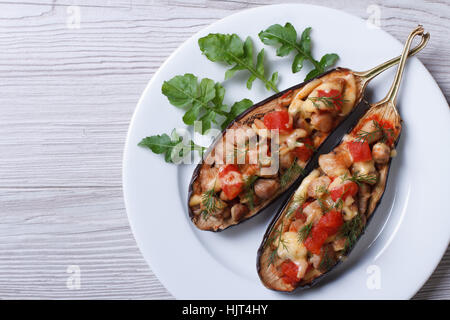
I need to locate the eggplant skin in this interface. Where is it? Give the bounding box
[257,107,402,292]
[188,68,364,232]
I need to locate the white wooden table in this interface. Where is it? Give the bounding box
[0,0,448,299]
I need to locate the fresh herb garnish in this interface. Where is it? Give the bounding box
[258,23,339,79]
[221,99,254,130]
[138,129,205,163]
[198,34,279,92]
[265,220,288,266]
[201,187,222,220]
[145,74,254,162]
[333,198,344,210]
[307,94,347,110]
[280,159,304,187]
[304,142,316,151]
[162,74,230,133]
[342,172,378,186]
[297,222,313,242]
[317,197,329,213]
[319,247,335,271]
[243,175,258,210]
[355,120,394,145]
[339,214,365,253]
[315,185,330,196]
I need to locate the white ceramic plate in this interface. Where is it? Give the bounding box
[123,4,450,299]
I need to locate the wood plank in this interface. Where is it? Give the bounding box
[0,187,172,299]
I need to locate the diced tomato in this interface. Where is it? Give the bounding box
[280,90,293,100]
[352,115,396,147]
[263,110,292,133]
[280,260,301,285]
[317,89,343,111]
[304,211,344,254]
[318,210,344,235]
[218,164,243,200]
[295,209,307,222]
[348,140,372,162]
[378,119,396,146]
[304,226,328,255]
[294,137,314,162]
[329,181,359,202]
[218,164,239,178]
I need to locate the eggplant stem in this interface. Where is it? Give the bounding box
[354,29,429,87]
[379,25,426,106]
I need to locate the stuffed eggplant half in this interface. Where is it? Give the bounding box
[188,34,429,232]
[257,26,427,291]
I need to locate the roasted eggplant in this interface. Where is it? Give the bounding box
[188,33,429,232]
[257,26,428,291]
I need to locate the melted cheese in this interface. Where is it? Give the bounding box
[288,98,303,117]
[342,196,358,221]
[279,129,308,155]
[277,232,309,279]
[277,232,308,262]
[343,205,358,221]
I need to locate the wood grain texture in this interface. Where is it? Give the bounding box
[0,0,448,299]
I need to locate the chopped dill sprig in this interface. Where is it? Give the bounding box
[333,198,344,210]
[297,223,313,242]
[342,172,377,186]
[355,120,394,145]
[304,142,316,151]
[308,95,347,110]
[280,159,304,187]
[266,220,288,266]
[243,175,258,210]
[317,197,330,213]
[315,185,330,196]
[201,187,221,220]
[319,247,335,271]
[339,214,365,253]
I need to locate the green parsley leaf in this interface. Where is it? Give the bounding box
[221,98,254,130]
[138,130,204,163]
[162,74,229,133]
[258,23,339,79]
[198,33,279,92]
